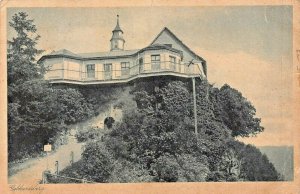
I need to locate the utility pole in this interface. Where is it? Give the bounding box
[189,59,198,135]
[192,77,198,135]
[188,59,208,135]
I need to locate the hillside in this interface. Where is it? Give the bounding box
[259,146,294,181]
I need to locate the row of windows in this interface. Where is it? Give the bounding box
[87,63,129,70]
[85,55,178,78]
[86,55,177,70]
[86,63,127,78]
[151,55,177,63]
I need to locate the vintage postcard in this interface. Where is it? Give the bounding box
[0,0,299,194]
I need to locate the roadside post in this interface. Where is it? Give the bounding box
[55,161,59,175]
[70,151,74,165]
[42,171,46,184]
[43,143,52,170]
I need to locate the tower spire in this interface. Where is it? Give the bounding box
[110,14,125,51]
[113,14,123,33]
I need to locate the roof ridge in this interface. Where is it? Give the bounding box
[149,27,205,62]
[49,49,79,56]
[77,48,140,55]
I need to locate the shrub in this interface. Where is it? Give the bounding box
[81,141,114,182]
[75,127,103,143]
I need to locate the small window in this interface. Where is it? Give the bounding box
[151,55,160,71]
[86,64,95,78]
[121,62,130,70]
[169,56,176,64]
[121,62,130,76]
[139,58,143,65]
[139,58,144,72]
[151,55,160,63]
[104,64,112,72]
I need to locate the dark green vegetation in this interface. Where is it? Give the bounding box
[259,146,294,181]
[58,79,281,182]
[7,12,108,162]
[8,12,281,182]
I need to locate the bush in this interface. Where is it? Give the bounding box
[51,79,280,183]
[151,154,180,182]
[76,127,103,143]
[81,141,114,182]
[109,160,152,183]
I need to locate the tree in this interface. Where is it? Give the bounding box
[81,142,115,182]
[8,12,45,161]
[7,12,45,86]
[103,80,217,181]
[238,143,280,181]
[207,141,280,181]
[210,84,264,137]
[56,78,278,182]
[7,12,96,162]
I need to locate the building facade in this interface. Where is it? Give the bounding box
[39,16,207,85]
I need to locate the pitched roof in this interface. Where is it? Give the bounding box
[40,44,183,62]
[150,27,206,63]
[39,49,139,62]
[150,27,207,76]
[140,43,183,57]
[78,49,139,58]
[49,49,81,58]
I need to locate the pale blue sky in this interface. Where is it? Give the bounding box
[7,6,293,146]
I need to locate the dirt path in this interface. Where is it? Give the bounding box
[8,135,84,184]
[8,102,121,184]
[8,111,111,184]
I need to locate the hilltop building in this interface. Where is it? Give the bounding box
[39,15,207,85]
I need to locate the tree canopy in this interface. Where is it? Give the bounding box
[7,12,95,162]
[210,84,264,137]
[8,12,45,86]
[59,79,279,182]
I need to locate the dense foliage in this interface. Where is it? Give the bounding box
[7,12,96,162]
[210,84,264,137]
[58,79,280,182]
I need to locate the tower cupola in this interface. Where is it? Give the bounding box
[110,15,125,51]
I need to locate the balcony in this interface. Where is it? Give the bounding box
[46,60,203,85]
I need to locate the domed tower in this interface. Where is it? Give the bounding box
[110,15,125,51]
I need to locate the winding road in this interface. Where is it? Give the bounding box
[8,135,84,184]
[8,102,123,184]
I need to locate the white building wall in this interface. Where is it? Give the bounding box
[144,54,151,71]
[43,46,197,83]
[97,64,104,80]
[64,58,81,80]
[114,63,121,78]
[44,58,64,79]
